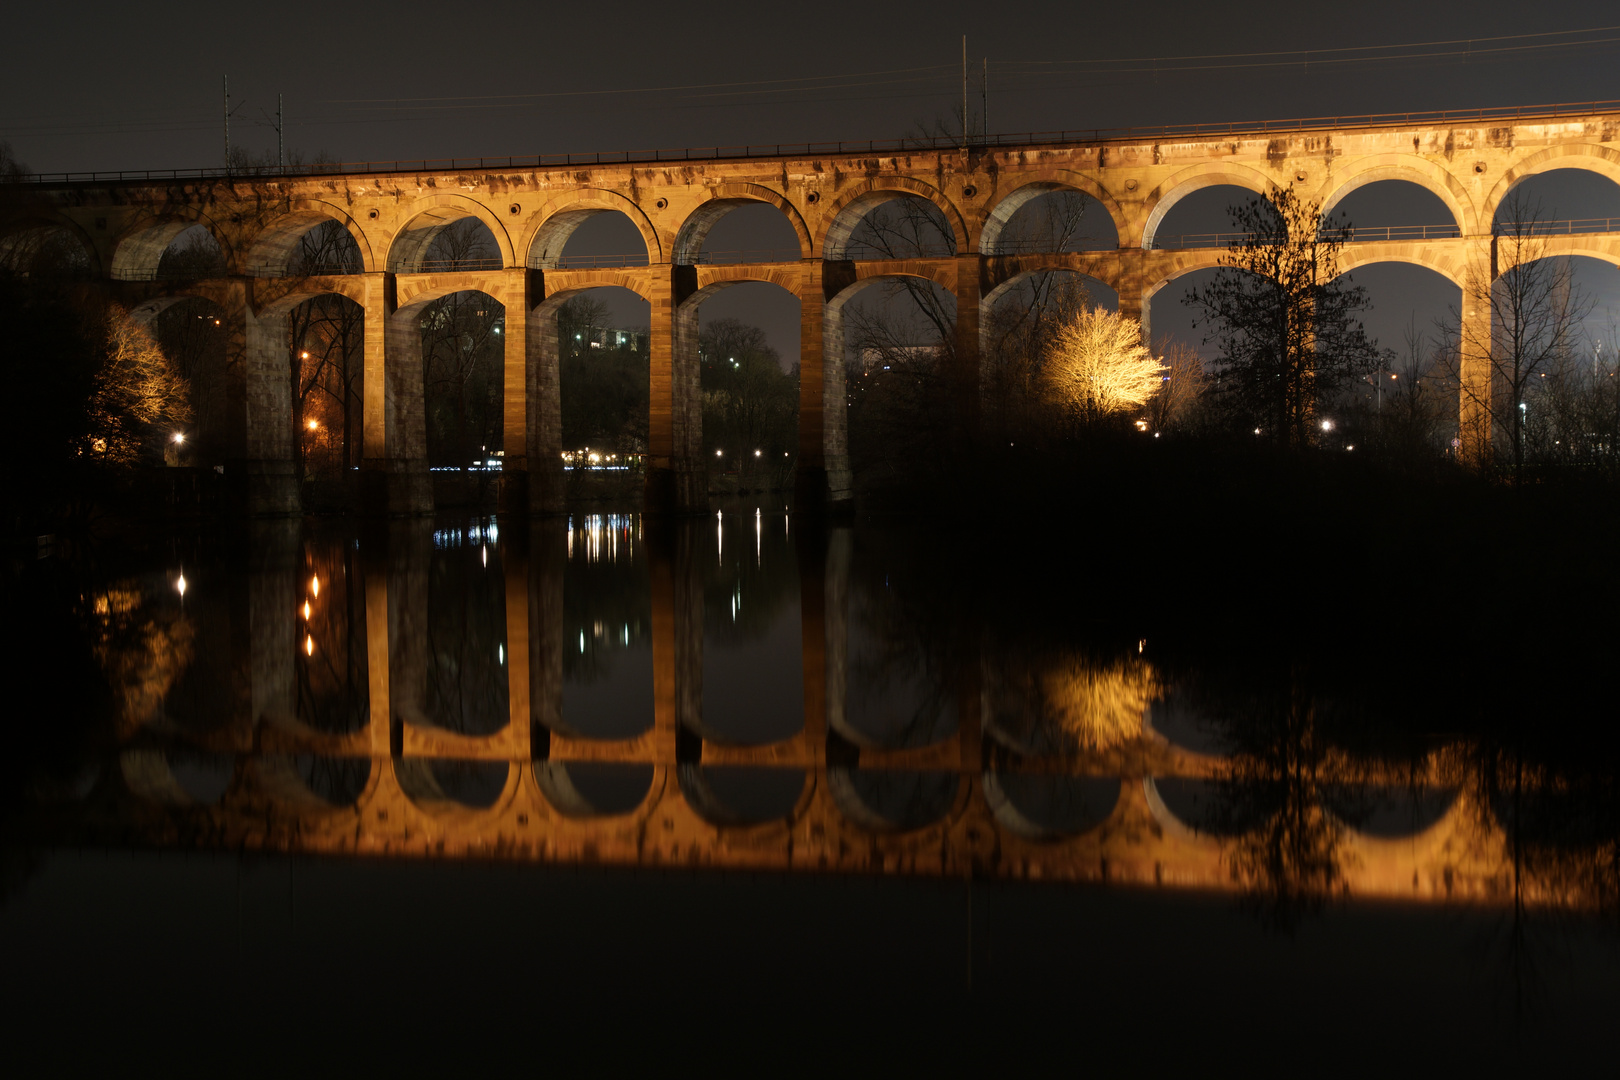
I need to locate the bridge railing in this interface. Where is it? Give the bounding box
[19,98,1620,186]
[1501,216,1620,236]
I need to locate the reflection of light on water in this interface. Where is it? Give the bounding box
[176,572,187,598]
[579,631,585,653]
[498,643,505,664]
[716,510,723,563]
[432,518,501,549]
[566,514,636,563]
[481,544,487,568]
[305,634,314,657]
[755,507,761,563]
[1041,658,1157,751]
[310,575,319,598]
[302,601,311,620]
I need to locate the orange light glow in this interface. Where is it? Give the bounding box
[302,600,311,620]
[310,575,320,598]
[305,634,314,657]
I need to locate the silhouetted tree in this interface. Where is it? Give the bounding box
[1184,184,1380,448]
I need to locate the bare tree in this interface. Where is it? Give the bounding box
[418,221,503,470]
[1144,339,1206,434]
[88,307,193,466]
[1436,196,1594,476]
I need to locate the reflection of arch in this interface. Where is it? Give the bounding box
[119,749,236,806]
[1319,158,1475,235]
[244,202,374,276]
[385,194,515,273]
[525,189,662,269]
[1143,776,1245,840]
[1327,784,1458,841]
[1485,143,1620,224]
[820,178,966,260]
[826,767,964,832]
[535,761,655,818]
[395,758,516,816]
[674,184,812,263]
[1142,163,1277,250]
[984,772,1121,840]
[111,214,231,279]
[677,764,809,826]
[981,177,1126,255]
[248,755,375,812]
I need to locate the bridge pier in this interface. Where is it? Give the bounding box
[646,266,707,515]
[361,287,433,516]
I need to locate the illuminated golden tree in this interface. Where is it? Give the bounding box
[88,307,192,465]
[1042,307,1165,423]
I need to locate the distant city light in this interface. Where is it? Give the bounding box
[175,572,187,597]
[1321,419,1334,432]
[172,432,184,444]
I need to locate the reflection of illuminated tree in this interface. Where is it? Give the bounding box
[91,581,195,737]
[986,652,1156,755]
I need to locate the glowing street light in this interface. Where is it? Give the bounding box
[307,419,319,431]
[175,572,187,598]
[172,432,185,444]
[1321,419,1334,432]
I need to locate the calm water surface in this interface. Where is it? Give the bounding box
[3,508,1616,1065]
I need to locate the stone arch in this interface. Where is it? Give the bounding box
[1485,143,1620,225]
[1523,236,1620,269]
[0,215,102,276]
[980,175,1128,255]
[1333,246,1467,287]
[1141,162,1278,250]
[385,193,515,273]
[981,262,1120,310]
[1320,157,1476,235]
[819,177,968,260]
[525,189,663,269]
[244,201,375,276]
[252,276,370,319]
[674,183,812,264]
[111,212,233,280]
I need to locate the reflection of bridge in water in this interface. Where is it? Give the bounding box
[26,516,1556,909]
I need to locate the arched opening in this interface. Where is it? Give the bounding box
[1147,184,1276,250]
[417,286,505,477]
[397,758,510,810]
[282,289,368,490]
[532,207,651,269]
[1326,179,1459,240]
[982,186,1119,255]
[1325,261,1461,456]
[113,219,227,281]
[699,503,804,746]
[550,286,652,496]
[828,768,959,832]
[156,225,226,279]
[1494,167,1620,234]
[686,280,801,495]
[679,200,804,265]
[825,192,958,261]
[1144,265,1222,359]
[985,772,1120,839]
[834,274,958,492]
[253,755,372,809]
[0,222,92,277]
[535,761,653,818]
[295,532,368,735]
[249,213,365,277]
[392,522,511,736]
[678,764,805,825]
[559,514,654,740]
[981,268,1119,437]
[1487,252,1620,465]
[389,210,503,274]
[1146,694,1231,757]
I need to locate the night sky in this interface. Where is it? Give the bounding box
[6,1,1620,364]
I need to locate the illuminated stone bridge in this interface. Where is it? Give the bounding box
[13,100,1620,512]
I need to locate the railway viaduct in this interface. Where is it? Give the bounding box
[11,100,1620,513]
